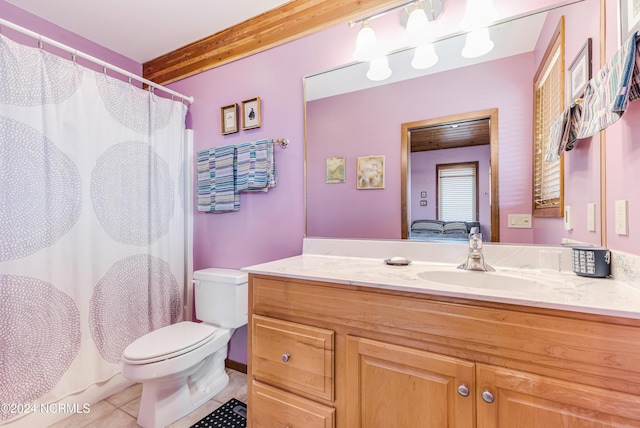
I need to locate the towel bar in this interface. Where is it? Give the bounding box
[271,138,289,148]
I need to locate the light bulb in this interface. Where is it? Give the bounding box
[461,27,494,58]
[411,44,438,69]
[353,21,378,62]
[367,56,392,81]
[461,0,497,31]
[404,4,431,47]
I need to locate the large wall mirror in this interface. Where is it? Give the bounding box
[305,0,602,246]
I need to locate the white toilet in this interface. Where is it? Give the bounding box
[122,268,248,428]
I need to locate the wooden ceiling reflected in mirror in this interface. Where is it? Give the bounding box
[410,118,491,152]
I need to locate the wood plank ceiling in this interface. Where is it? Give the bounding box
[143,0,403,85]
[410,118,491,152]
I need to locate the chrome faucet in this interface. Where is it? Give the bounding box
[458,229,494,272]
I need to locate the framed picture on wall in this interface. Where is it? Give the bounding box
[326,156,345,183]
[220,103,238,134]
[619,0,640,45]
[357,155,385,189]
[568,38,592,101]
[242,97,261,130]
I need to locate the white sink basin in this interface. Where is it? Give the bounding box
[417,270,554,291]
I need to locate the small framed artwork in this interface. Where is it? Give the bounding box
[326,156,345,184]
[241,97,261,130]
[357,155,385,189]
[420,191,427,198]
[220,103,238,135]
[420,200,427,206]
[619,0,640,45]
[568,38,592,101]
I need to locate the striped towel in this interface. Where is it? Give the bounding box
[196,145,239,212]
[546,31,640,160]
[236,139,277,192]
[545,108,571,162]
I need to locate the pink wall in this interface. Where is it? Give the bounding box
[410,146,491,235]
[167,29,336,363]
[602,1,640,255]
[306,53,535,242]
[0,0,140,76]
[531,0,602,247]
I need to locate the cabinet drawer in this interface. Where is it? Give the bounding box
[252,315,334,401]
[251,381,335,428]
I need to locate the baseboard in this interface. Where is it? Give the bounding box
[225,358,247,374]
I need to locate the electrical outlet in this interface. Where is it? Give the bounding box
[615,200,628,235]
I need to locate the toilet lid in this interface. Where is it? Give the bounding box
[123,321,219,364]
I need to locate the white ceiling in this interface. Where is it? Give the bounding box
[5,0,291,63]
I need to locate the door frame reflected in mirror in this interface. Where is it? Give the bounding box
[401,108,500,241]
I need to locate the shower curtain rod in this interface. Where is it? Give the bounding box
[0,17,195,104]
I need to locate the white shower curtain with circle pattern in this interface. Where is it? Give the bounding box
[0,33,187,424]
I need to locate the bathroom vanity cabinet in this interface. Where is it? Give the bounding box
[247,273,640,427]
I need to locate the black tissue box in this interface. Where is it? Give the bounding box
[571,246,611,278]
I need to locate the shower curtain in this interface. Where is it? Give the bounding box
[0,33,187,424]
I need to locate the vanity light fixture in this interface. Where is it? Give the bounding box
[353,20,378,62]
[367,55,393,81]
[353,0,500,79]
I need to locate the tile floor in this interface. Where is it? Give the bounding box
[50,369,247,428]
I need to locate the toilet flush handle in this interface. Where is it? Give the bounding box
[282,353,290,362]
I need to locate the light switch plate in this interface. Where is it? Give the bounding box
[615,200,628,235]
[564,205,573,230]
[587,203,596,232]
[507,214,532,228]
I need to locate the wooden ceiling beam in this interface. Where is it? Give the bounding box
[143,0,401,85]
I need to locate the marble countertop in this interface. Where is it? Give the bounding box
[243,253,640,320]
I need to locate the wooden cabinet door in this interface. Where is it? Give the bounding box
[476,363,640,427]
[251,381,334,428]
[346,336,475,428]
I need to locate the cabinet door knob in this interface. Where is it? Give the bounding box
[457,384,470,397]
[282,353,290,362]
[481,390,495,403]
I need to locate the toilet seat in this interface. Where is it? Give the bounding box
[123,321,220,365]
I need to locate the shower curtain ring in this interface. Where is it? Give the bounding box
[38,36,43,49]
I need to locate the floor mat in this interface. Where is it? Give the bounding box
[189,398,247,428]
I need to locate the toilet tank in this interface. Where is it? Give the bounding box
[193,268,248,329]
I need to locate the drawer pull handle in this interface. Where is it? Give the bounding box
[457,384,470,397]
[282,353,290,362]
[482,390,495,404]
